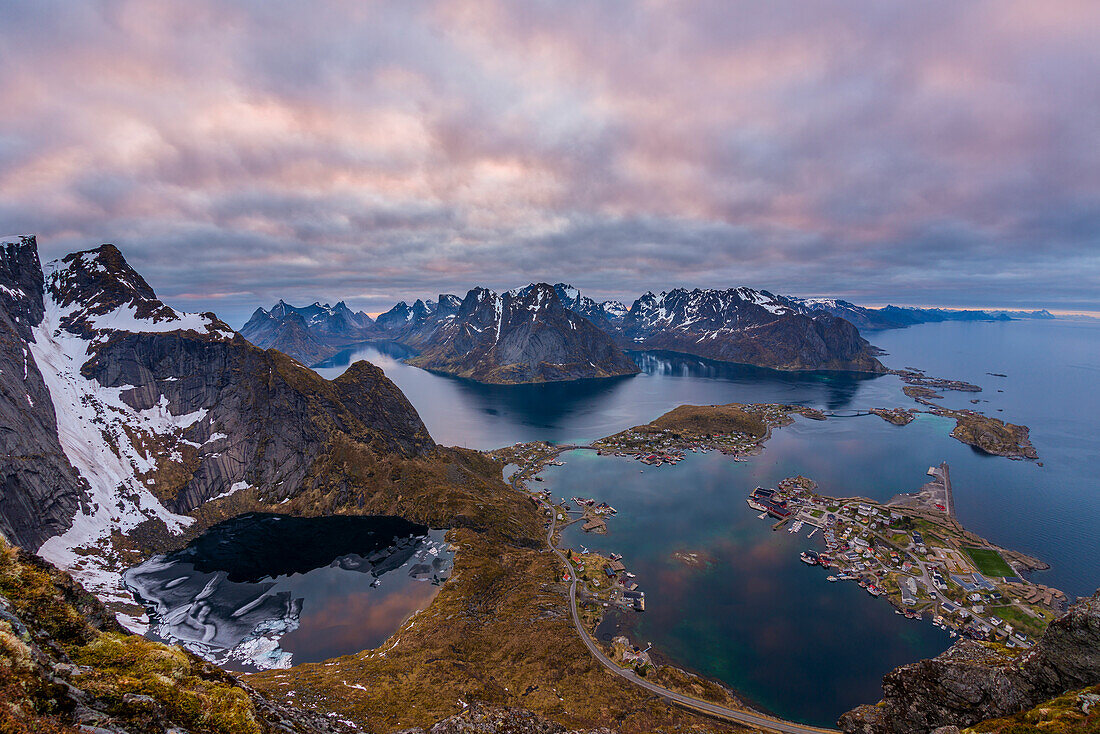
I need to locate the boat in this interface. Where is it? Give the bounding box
[800,550,819,565]
[746,498,768,512]
[826,575,838,582]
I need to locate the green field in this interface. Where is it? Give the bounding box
[963,547,1014,577]
[987,603,1048,637]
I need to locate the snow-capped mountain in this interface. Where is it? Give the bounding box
[612,287,884,371]
[552,283,629,332]
[405,283,640,383]
[1,235,434,645]
[241,299,375,365]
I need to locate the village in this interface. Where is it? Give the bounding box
[746,464,1066,646]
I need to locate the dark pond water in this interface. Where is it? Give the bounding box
[313,320,1099,725]
[124,513,452,671]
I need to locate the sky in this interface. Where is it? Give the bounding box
[2,0,1098,326]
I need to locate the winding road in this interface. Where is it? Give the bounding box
[544,511,840,734]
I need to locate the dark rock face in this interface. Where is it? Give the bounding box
[619,288,885,372]
[82,328,434,514]
[0,236,86,549]
[0,235,434,551]
[241,299,376,366]
[839,589,1100,734]
[405,284,640,383]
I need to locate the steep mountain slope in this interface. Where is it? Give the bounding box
[615,287,885,372]
[0,235,475,629]
[840,588,1100,734]
[405,284,641,383]
[0,236,87,551]
[240,300,375,365]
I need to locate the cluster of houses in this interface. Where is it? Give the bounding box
[749,481,1044,648]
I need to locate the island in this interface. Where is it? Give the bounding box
[589,402,825,463]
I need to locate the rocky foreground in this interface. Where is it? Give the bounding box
[840,589,1100,734]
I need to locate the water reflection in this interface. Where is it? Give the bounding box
[124,514,452,670]
[312,343,893,448]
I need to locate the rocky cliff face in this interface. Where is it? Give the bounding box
[619,287,885,372]
[405,284,640,383]
[840,589,1100,734]
[0,235,436,625]
[0,236,88,551]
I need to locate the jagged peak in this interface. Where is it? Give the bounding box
[42,242,232,341]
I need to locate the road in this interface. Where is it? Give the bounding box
[544,512,839,734]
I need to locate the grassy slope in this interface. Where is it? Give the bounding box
[649,404,768,438]
[966,684,1100,734]
[247,528,744,733]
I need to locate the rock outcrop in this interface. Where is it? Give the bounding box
[839,589,1100,734]
[395,703,616,734]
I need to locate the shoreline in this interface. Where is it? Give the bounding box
[492,401,1063,728]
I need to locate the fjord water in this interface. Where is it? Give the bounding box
[316,320,1100,725]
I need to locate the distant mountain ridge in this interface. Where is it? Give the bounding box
[241,299,377,365]
[243,282,1059,380]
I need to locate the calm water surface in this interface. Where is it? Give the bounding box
[126,514,452,671]
[315,320,1100,725]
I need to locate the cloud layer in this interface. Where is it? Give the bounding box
[2,0,1098,324]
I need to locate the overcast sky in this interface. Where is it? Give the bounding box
[2,0,1098,326]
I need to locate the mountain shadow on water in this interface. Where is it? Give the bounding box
[631,350,881,411]
[173,513,429,582]
[314,339,417,369]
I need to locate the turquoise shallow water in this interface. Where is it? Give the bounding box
[316,319,1100,725]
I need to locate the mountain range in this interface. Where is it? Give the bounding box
[243,283,892,380]
[243,283,1054,383]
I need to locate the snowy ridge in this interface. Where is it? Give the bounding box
[44,249,234,343]
[30,270,207,632]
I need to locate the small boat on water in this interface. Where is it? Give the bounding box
[826,575,838,582]
[800,550,819,565]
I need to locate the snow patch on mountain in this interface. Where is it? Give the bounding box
[29,283,199,631]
